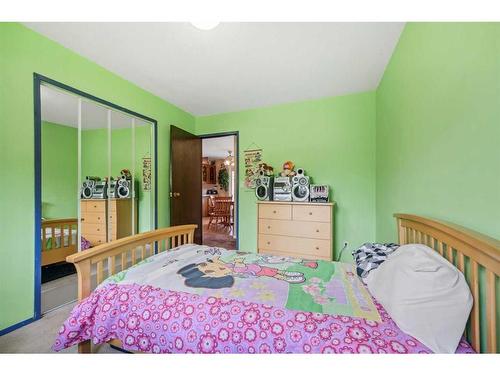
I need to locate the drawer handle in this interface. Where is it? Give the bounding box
[81,218,85,222]
[315,246,319,250]
[309,212,313,215]
[267,241,271,245]
[316,229,320,233]
[97,228,100,232]
[267,226,271,229]
[273,210,277,214]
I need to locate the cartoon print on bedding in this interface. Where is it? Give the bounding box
[100,244,381,320]
[178,255,308,289]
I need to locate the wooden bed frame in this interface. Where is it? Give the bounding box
[41,218,78,266]
[395,214,499,354]
[66,216,499,353]
[66,224,197,353]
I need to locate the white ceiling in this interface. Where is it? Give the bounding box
[41,84,150,129]
[27,22,404,116]
[202,136,235,159]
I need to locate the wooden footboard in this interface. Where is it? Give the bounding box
[41,218,78,266]
[65,224,197,353]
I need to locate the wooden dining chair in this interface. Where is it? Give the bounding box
[208,197,232,231]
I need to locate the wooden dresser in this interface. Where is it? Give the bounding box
[257,201,334,261]
[81,198,137,246]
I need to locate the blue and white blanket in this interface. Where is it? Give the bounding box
[352,242,399,278]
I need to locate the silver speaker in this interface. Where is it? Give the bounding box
[81,177,99,199]
[255,176,273,201]
[292,168,310,202]
[117,176,132,198]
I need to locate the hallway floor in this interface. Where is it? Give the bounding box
[202,217,237,249]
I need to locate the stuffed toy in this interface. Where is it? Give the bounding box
[258,162,274,176]
[280,161,296,177]
[120,168,132,179]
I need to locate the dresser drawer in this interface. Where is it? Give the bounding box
[82,223,106,236]
[85,200,106,213]
[84,234,107,246]
[258,248,331,261]
[81,211,105,224]
[258,204,292,220]
[259,219,330,240]
[258,234,331,259]
[292,204,331,222]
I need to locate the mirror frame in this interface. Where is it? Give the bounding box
[33,73,158,321]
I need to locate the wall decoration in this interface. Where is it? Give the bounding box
[142,157,152,191]
[243,145,262,189]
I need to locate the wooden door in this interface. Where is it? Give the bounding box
[170,125,202,244]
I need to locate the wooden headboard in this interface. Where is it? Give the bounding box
[395,214,500,353]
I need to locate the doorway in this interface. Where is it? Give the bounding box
[201,134,238,249]
[170,127,239,250]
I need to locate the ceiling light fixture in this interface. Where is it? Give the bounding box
[224,150,234,167]
[191,21,220,31]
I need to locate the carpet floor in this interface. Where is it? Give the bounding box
[0,302,119,354]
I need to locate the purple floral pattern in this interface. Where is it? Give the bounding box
[53,283,474,354]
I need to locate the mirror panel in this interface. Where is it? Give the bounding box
[80,100,110,247]
[109,111,136,241]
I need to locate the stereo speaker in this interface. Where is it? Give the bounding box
[291,168,310,202]
[117,176,132,198]
[81,177,99,199]
[255,174,273,201]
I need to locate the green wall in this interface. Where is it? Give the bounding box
[376,22,500,351]
[0,23,195,331]
[376,23,500,243]
[41,121,77,219]
[196,92,376,259]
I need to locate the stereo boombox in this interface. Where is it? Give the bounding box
[255,171,273,201]
[81,175,133,199]
[255,166,330,203]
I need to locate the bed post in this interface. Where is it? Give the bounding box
[75,259,92,353]
[397,218,406,245]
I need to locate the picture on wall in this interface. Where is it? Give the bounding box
[142,157,151,191]
[243,147,262,189]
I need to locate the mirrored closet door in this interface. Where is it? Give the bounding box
[38,78,156,314]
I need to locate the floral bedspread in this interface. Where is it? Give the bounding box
[101,244,381,321]
[53,283,474,353]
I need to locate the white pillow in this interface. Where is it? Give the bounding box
[366,244,472,353]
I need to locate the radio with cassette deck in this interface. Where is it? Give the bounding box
[92,180,108,199]
[273,176,292,201]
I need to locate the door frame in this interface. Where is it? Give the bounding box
[32,73,158,324]
[199,131,240,249]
